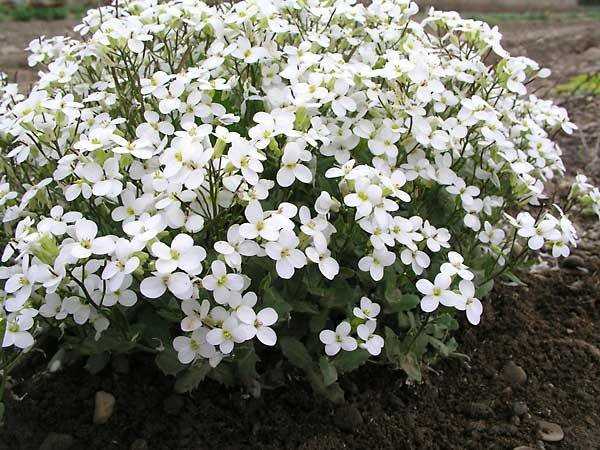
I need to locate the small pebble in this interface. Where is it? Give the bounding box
[538,420,564,442]
[333,404,363,433]
[93,391,116,425]
[502,361,527,387]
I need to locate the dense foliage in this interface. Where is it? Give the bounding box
[1,0,599,404]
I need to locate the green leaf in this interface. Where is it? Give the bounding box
[388,294,420,313]
[0,402,4,423]
[476,279,494,299]
[435,313,459,331]
[332,349,370,374]
[307,370,345,404]
[174,362,211,393]
[280,337,314,371]
[259,272,272,292]
[319,357,338,386]
[384,327,402,363]
[137,306,172,347]
[155,348,185,376]
[208,363,236,387]
[236,345,259,383]
[263,288,292,317]
[428,336,451,357]
[309,308,329,333]
[288,298,319,314]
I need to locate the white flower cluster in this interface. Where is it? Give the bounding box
[0,0,597,377]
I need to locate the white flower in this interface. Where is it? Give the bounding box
[357,320,384,356]
[205,315,248,354]
[248,109,296,149]
[100,275,137,307]
[353,297,381,321]
[231,37,268,64]
[180,299,210,332]
[140,271,193,300]
[4,256,51,310]
[319,321,357,356]
[276,142,312,187]
[151,234,206,275]
[456,280,483,325]
[39,293,67,319]
[416,273,461,313]
[202,260,245,304]
[68,218,114,259]
[214,224,260,269]
[239,201,281,241]
[517,213,561,250]
[305,233,339,280]
[173,328,220,365]
[101,238,141,288]
[440,252,474,281]
[264,229,307,279]
[358,249,396,281]
[237,307,278,346]
[2,310,36,349]
[344,178,382,220]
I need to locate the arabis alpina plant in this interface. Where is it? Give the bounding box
[1,0,599,404]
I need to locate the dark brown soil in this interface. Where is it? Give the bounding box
[1,242,599,450]
[1,14,600,450]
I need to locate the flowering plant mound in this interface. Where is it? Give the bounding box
[1,0,599,403]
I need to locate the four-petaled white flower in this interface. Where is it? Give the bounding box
[276,142,313,188]
[456,280,484,325]
[416,273,461,313]
[237,307,278,346]
[151,233,206,275]
[202,260,245,304]
[353,297,381,320]
[264,229,307,279]
[319,321,357,356]
[357,320,385,356]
